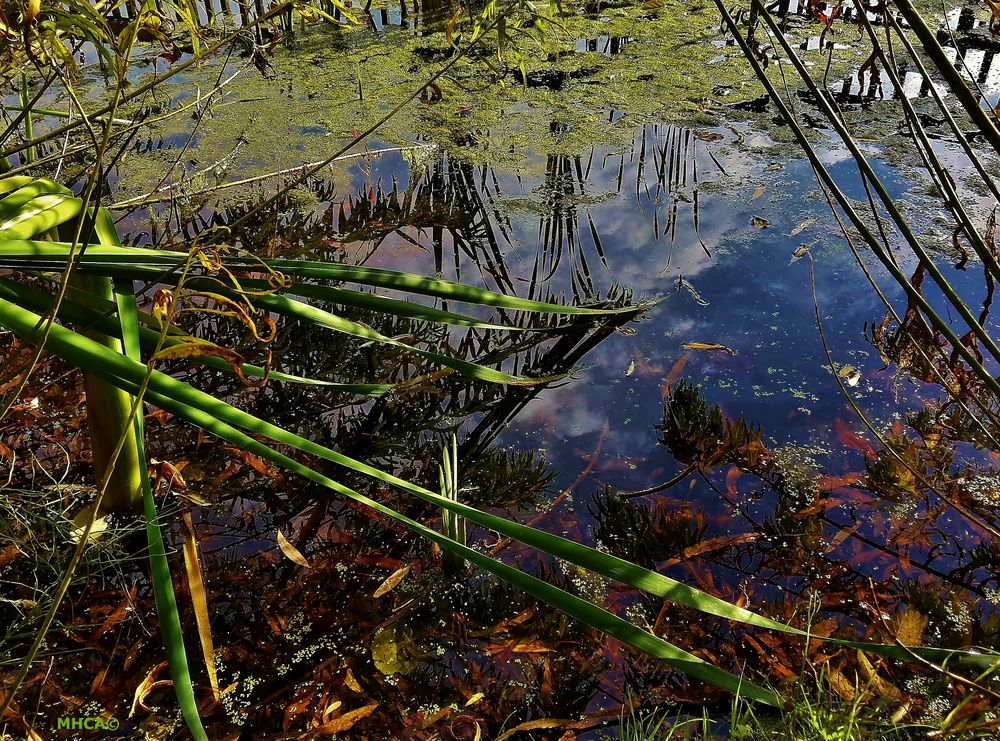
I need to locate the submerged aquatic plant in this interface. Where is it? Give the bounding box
[658,380,761,470]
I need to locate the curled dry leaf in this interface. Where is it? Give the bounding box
[130,662,172,716]
[151,288,174,326]
[751,216,770,228]
[152,338,268,389]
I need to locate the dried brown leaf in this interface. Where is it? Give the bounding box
[309,703,378,736]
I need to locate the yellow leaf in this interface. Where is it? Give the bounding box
[445,6,462,44]
[894,607,927,646]
[343,668,362,694]
[277,530,310,568]
[70,504,107,543]
[464,692,484,707]
[182,512,219,700]
[791,243,810,261]
[496,719,569,741]
[373,565,411,598]
[825,668,857,702]
[371,626,416,676]
[24,0,40,24]
[856,651,901,701]
[681,342,736,355]
[130,662,172,716]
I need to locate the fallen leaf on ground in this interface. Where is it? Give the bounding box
[344,668,362,694]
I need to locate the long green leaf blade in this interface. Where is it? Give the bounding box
[0,294,993,673]
[102,210,209,741]
[0,240,648,315]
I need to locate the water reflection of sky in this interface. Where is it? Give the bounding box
[350,120,997,599]
[359,127,878,473]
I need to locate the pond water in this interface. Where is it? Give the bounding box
[328,114,997,615]
[7,0,1000,737]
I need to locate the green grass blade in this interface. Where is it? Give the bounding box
[0,194,83,239]
[0,277,391,394]
[0,176,41,197]
[111,273,210,741]
[183,276,548,331]
[0,295,993,673]
[211,289,562,386]
[0,241,648,315]
[91,206,208,740]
